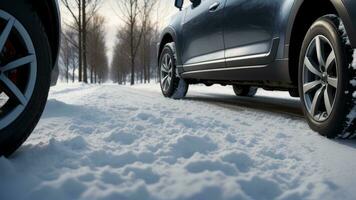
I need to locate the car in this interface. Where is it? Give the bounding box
[158,0,356,138]
[0,0,60,156]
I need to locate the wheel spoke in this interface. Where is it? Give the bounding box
[0,17,15,51]
[1,55,35,72]
[327,77,338,88]
[0,73,27,105]
[325,50,335,72]
[316,36,326,67]
[162,75,168,86]
[168,58,172,69]
[324,86,332,115]
[161,64,169,73]
[303,80,322,94]
[164,77,170,91]
[310,86,324,116]
[305,57,321,77]
[164,54,169,66]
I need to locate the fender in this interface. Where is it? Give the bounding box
[31,0,61,84]
[332,0,356,47]
[31,0,61,68]
[158,26,178,56]
[286,0,356,50]
[158,26,184,66]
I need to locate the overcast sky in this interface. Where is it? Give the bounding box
[60,0,179,63]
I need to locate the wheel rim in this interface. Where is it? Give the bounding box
[302,35,338,122]
[0,10,37,129]
[160,53,173,93]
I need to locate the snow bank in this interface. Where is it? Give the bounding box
[0,84,355,200]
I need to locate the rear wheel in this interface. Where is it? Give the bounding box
[298,15,355,138]
[0,2,52,156]
[233,85,258,97]
[159,42,189,99]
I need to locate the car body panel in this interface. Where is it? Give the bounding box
[159,0,356,86]
[223,0,278,59]
[31,0,61,85]
[182,0,226,69]
[285,0,356,51]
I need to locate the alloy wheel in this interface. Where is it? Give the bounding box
[160,53,173,93]
[302,35,338,122]
[0,10,37,129]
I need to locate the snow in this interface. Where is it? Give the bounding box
[339,19,351,46]
[1,83,356,200]
[352,50,356,70]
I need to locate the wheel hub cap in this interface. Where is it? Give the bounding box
[321,73,328,84]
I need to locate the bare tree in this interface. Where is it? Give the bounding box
[112,26,131,85]
[60,32,70,83]
[82,0,101,83]
[61,0,83,82]
[87,14,108,84]
[114,0,157,85]
[59,29,78,83]
[61,0,102,83]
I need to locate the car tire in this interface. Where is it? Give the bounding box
[298,15,355,138]
[159,42,189,99]
[0,2,52,156]
[233,85,258,97]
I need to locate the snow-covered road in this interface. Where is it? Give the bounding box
[1,83,356,200]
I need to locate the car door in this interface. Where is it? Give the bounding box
[182,0,227,71]
[223,0,280,67]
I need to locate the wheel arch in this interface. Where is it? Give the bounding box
[30,0,61,69]
[158,27,177,63]
[286,0,351,85]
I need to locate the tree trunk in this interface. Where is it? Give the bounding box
[90,65,93,83]
[95,70,97,84]
[147,63,151,83]
[82,0,88,83]
[66,64,69,83]
[72,66,75,83]
[130,56,135,85]
[78,1,83,82]
[143,34,147,84]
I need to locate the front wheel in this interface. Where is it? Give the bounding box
[298,15,355,138]
[159,42,189,99]
[0,2,52,156]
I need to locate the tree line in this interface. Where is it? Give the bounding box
[59,0,170,85]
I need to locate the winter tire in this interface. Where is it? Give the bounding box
[159,42,189,99]
[298,15,355,138]
[233,85,258,97]
[0,2,52,156]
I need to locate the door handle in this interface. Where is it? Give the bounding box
[209,2,220,12]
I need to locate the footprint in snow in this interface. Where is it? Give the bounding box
[185,159,237,176]
[134,113,164,124]
[105,129,138,145]
[239,176,282,200]
[220,152,254,173]
[169,135,217,159]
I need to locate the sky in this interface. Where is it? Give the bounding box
[60,0,179,63]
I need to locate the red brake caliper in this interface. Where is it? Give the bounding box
[8,70,19,83]
[4,40,18,83]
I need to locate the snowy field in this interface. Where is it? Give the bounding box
[1,83,356,200]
